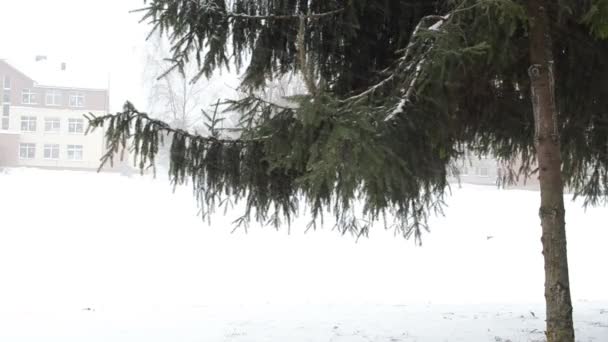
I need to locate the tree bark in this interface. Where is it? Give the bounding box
[527,1,575,341]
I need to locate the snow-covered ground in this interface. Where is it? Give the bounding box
[0,167,606,341]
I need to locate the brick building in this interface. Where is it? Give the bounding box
[0,57,109,170]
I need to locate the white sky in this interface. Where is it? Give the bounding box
[0,0,152,111]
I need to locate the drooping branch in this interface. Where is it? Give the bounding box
[85,102,265,173]
[227,8,345,21]
[85,97,449,244]
[135,4,344,25]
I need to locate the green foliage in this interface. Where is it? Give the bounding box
[90,0,608,239]
[138,0,442,93]
[582,0,608,39]
[88,95,447,242]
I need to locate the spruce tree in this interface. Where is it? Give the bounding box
[88,1,608,340]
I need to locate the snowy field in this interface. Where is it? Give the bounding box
[0,167,606,341]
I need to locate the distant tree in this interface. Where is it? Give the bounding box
[141,32,246,166]
[90,1,608,340]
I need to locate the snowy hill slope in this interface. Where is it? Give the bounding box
[0,168,606,341]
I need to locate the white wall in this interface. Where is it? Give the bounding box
[8,106,106,169]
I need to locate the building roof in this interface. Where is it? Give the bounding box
[1,56,109,91]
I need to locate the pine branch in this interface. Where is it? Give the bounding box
[227,8,345,21]
[340,13,450,105]
[134,4,344,22]
[339,0,502,114]
[242,94,299,111]
[85,102,270,173]
[340,74,396,103]
[384,50,432,122]
[89,103,263,146]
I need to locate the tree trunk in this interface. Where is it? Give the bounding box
[527,1,575,341]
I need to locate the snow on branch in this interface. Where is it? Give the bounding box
[382,14,451,121]
[384,58,427,122]
[340,75,396,103]
[428,14,451,31]
[341,13,451,111]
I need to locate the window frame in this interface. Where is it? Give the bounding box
[45,89,62,106]
[66,144,83,161]
[68,118,84,134]
[20,116,37,132]
[44,117,61,133]
[22,88,37,105]
[43,144,60,160]
[68,92,85,108]
[19,143,36,159]
[3,76,10,90]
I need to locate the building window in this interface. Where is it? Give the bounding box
[68,118,84,133]
[3,76,10,90]
[45,117,61,132]
[19,143,36,159]
[69,92,85,107]
[2,95,9,130]
[22,89,37,104]
[2,91,9,103]
[43,144,60,159]
[45,90,62,106]
[20,116,37,132]
[479,167,489,177]
[67,145,83,161]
